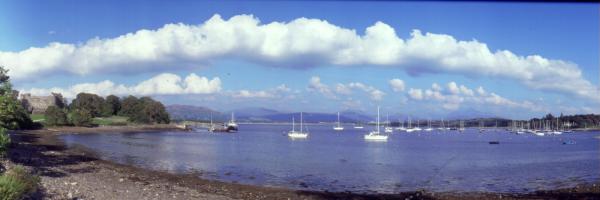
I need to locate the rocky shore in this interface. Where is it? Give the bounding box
[5,126,600,200]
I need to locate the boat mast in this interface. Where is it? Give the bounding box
[300,112,303,133]
[377,106,380,133]
[292,116,295,132]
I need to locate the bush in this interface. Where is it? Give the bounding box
[0,128,9,156]
[70,109,93,127]
[0,166,39,200]
[44,106,68,126]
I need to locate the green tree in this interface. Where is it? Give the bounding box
[0,128,10,156]
[127,97,170,124]
[0,66,33,129]
[70,109,93,127]
[44,106,68,126]
[70,93,105,117]
[119,95,139,117]
[104,95,121,116]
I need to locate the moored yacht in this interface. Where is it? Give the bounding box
[364,106,388,141]
[288,112,308,139]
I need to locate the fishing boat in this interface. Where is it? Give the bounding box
[333,112,344,131]
[288,112,308,139]
[364,106,388,141]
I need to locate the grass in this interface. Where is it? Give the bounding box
[30,114,45,122]
[92,116,129,126]
[0,166,39,200]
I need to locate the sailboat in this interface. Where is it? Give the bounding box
[226,112,238,132]
[414,119,423,131]
[365,106,388,141]
[333,112,344,131]
[406,117,417,133]
[396,119,406,131]
[424,119,433,131]
[384,114,393,133]
[288,112,308,139]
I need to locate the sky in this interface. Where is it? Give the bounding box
[0,0,598,119]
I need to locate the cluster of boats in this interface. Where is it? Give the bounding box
[509,119,573,136]
[207,109,579,142]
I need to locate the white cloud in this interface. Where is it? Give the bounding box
[19,73,221,98]
[1,14,596,102]
[410,81,541,111]
[308,76,336,99]
[447,82,460,95]
[231,84,291,99]
[389,78,405,92]
[309,77,384,101]
[408,88,423,100]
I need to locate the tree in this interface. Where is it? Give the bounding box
[70,109,93,127]
[127,97,170,124]
[70,93,105,117]
[44,106,68,126]
[103,95,121,116]
[0,66,33,129]
[119,95,139,117]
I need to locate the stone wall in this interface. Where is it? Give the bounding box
[19,93,67,114]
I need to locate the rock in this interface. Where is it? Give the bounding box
[119,178,124,182]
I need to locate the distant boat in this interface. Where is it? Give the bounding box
[395,119,406,131]
[333,112,344,131]
[226,112,238,132]
[353,123,364,129]
[405,117,418,132]
[424,119,433,132]
[364,106,388,141]
[288,112,308,139]
[489,141,500,145]
[384,114,393,133]
[562,140,576,145]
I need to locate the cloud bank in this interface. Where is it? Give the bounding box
[1,14,597,102]
[19,73,221,98]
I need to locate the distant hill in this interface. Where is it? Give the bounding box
[445,108,498,120]
[166,104,226,121]
[167,105,373,123]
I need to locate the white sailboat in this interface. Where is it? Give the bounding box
[406,117,418,132]
[333,112,344,131]
[384,114,393,133]
[396,119,407,131]
[364,106,388,141]
[288,112,308,139]
[424,119,433,131]
[414,119,423,131]
[226,112,238,132]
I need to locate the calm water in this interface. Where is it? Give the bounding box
[60,124,600,193]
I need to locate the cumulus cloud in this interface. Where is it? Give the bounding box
[19,73,221,98]
[408,88,423,100]
[309,76,384,101]
[409,81,542,111]
[231,84,291,99]
[389,78,405,92]
[1,14,596,102]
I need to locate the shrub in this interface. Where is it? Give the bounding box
[0,166,39,200]
[0,128,9,156]
[70,109,93,127]
[44,106,68,126]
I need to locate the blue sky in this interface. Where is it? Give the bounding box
[0,0,598,119]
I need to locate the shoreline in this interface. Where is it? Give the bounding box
[7,126,600,199]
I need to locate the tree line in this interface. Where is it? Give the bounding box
[45,93,170,127]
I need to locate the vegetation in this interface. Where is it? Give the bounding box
[0,166,39,200]
[70,93,106,117]
[70,109,94,127]
[92,116,128,126]
[0,128,9,156]
[0,66,33,130]
[43,106,68,126]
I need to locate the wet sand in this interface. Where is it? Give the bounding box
[6,126,600,200]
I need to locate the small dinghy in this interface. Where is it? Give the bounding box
[489,141,500,144]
